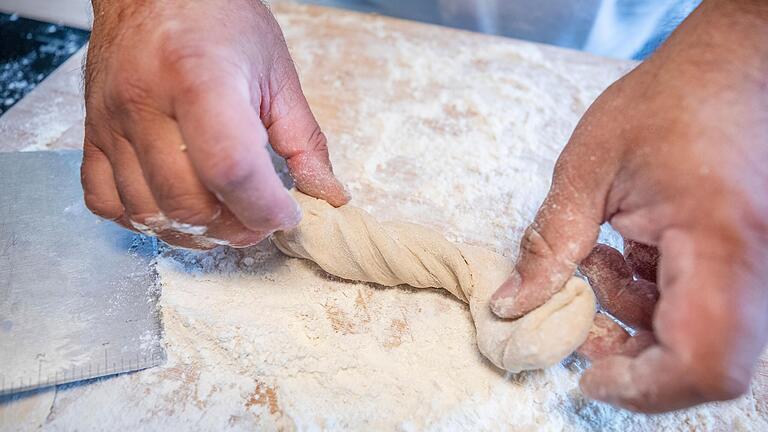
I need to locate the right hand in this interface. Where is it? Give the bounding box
[490,0,768,412]
[82,0,349,249]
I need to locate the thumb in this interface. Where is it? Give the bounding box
[491,139,610,318]
[262,57,350,207]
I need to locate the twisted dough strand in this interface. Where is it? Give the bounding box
[273,191,596,372]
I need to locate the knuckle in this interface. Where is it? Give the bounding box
[520,225,557,262]
[82,135,102,157]
[84,112,113,146]
[286,125,330,167]
[104,74,152,114]
[83,119,100,140]
[587,245,634,284]
[518,222,582,284]
[306,125,329,155]
[174,73,216,103]
[581,244,623,271]
[156,38,226,99]
[158,29,209,71]
[173,68,226,105]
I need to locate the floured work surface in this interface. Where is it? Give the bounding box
[1,3,766,431]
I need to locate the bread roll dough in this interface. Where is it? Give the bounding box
[273,191,596,372]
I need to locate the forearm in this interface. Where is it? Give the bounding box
[91,0,141,15]
[688,0,768,59]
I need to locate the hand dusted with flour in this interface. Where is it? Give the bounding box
[273,191,596,372]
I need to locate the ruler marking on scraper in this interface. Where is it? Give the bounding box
[0,151,166,397]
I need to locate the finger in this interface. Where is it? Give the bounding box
[579,244,659,329]
[581,347,706,412]
[106,132,205,249]
[174,73,302,234]
[624,239,659,282]
[577,313,654,361]
[581,227,766,412]
[124,113,220,225]
[107,133,162,223]
[123,113,266,247]
[620,330,656,358]
[81,137,124,221]
[263,56,349,207]
[577,313,631,361]
[490,136,610,318]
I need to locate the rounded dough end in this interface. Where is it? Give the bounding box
[499,277,596,372]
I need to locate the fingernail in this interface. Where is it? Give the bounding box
[490,271,522,318]
[326,177,351,207]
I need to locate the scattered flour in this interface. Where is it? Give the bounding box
[26,244,764,431]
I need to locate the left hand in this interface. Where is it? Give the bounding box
[81,0,349,249]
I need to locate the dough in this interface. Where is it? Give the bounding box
[272,191,596,372]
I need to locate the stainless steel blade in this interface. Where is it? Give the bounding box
[0,150,165,396]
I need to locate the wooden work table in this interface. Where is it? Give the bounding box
[1,3,766,430]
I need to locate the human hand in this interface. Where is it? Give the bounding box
[82,0,348,249]
[490,0,768,412]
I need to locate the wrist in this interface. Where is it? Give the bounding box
[706,0,768,78]
[90,0,146,37]
[91,0,138,20]
[649,0,768,80]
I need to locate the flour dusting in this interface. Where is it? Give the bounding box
[1,4,766,431]
[35,243,764,431]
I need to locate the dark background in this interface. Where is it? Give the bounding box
[0,13,89,115]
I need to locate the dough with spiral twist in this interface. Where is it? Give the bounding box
[273,191,596,372]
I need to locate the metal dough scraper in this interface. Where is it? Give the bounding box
[0,150,165,396]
